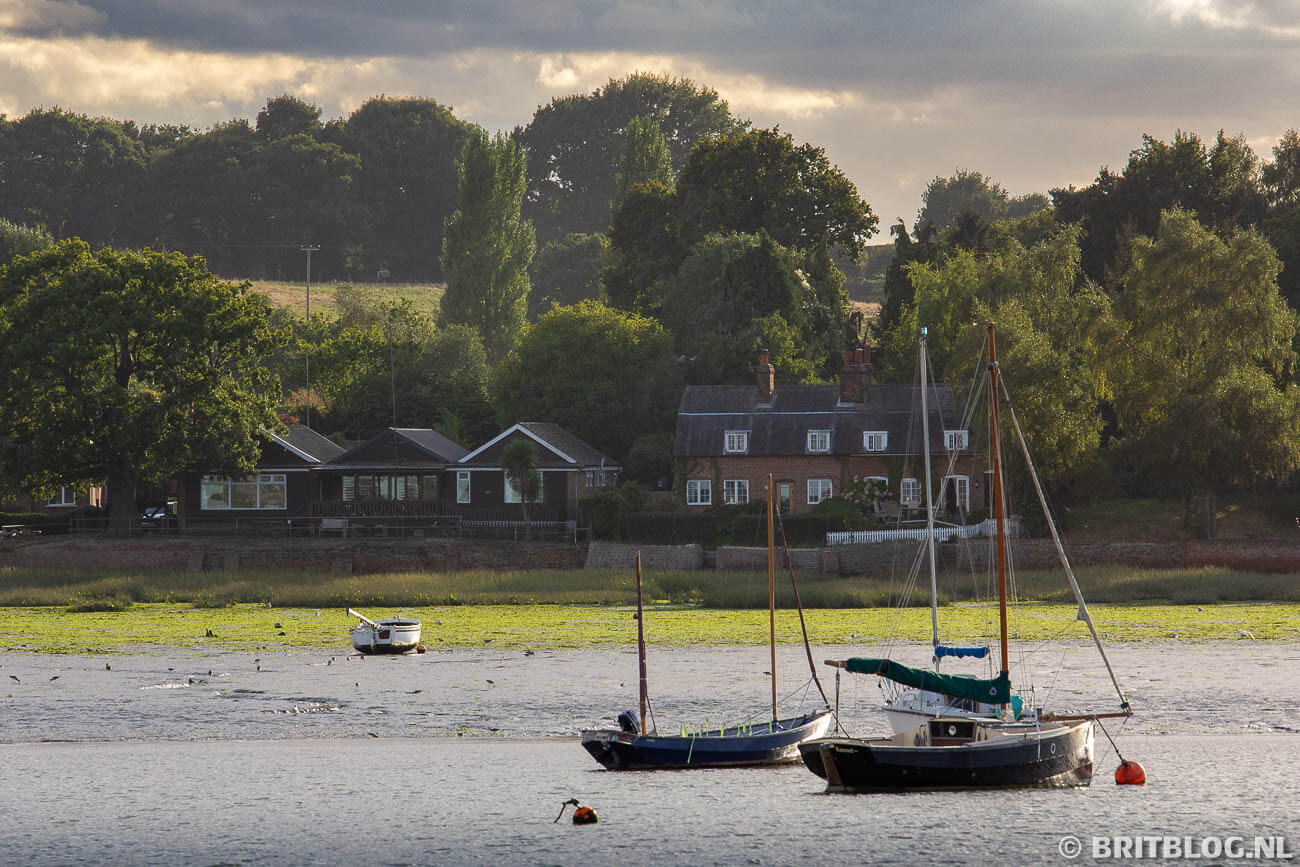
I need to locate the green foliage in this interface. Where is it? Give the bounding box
[916,168,1013,232]
[495,300,680,458]
[255,94,323,140]
[528,232,608,318]
[439,130,536,358]
[0,219,54,266]
[623,434,674,485]
[578,482,648,539]
[616,115,675,202]
[603,180,684,310]
[0,240,285,530]
[500,439,542,531]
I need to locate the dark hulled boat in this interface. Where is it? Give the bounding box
[583,710,834,770]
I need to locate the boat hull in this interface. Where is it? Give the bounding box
[800,719,1094,792]
[350,620,421,655]
[581,711,834,770]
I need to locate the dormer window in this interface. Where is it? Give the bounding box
[863,431,888,452]
[945,429,969,451]
[807,430,831,453]
[724,430,750,454]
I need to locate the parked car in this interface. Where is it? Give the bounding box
[139,503,177,533]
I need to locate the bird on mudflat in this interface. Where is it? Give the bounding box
[49,676,59,682]
[8,675,18,683]
[105,663,111,671]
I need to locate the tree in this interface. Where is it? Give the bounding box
[517,72,742,244]
[603,180,683,311]
[916,169,1011,233]
[529,232,608,318]
[439,131,536,358]
[500,438,541,537]
[615,115,674,202]
[0,218,53,266]
[0,241,284,532]
[255,95,323,141]
[675,128,877,257]
[495,300,681,459]
[1262,129,1300,206]
[1105,208,1300,495]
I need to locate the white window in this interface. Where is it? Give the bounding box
[723,479,749,505]
[724,430,750,454]
[945,429,969,451]
[504,474,544,504]
[900,477,921,506]
[863,431,888,452]
[584,470,608,488]
[47,486,77,507]
[456,471,471,504]
[944,475,971,512]
[807,479,833,504]
[807,430,831,453]
[200,474,287,510]
[686,479,712,506]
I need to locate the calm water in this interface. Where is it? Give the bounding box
[1,642,1298,864]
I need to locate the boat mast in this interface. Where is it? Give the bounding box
[919,328,940,663]
[636,551,647,735]
[987,324,1011,684]
[768,473,777,721]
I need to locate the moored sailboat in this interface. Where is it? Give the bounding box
[800,323,1131,791]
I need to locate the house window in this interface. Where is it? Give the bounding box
[900,477,921,507]
[343,474,437,502]
[724,430,750,454]
[807,479,833,504]
[723,479,749,505]
[504,474,544,504]
[944,475,971,512]
[863,431,888,452]
[584,470,608,488]
[807,430,831,453]
[945,429,969,451]
[200,474,287,510]
[47,486,77,507]
[686,479,712,506]
[456,471,471,504]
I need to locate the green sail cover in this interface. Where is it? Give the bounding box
[844,657,1011,705]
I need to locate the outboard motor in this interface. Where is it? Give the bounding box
[617,710,641,733]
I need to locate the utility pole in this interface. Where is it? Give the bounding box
[300,244,320,428]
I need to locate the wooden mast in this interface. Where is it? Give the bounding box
[987,324,1010,684]
[767,473,777,721]
[636,550,647,735]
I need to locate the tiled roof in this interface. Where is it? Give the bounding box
[518,422,621,468]
[394,428,469,462]
[275,425,346,463]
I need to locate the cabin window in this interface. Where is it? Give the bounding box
[686,479,711,506]
[863,431,888,452]
[584,470,608,488]
[945,429,969,451]
[724,430,750,454]
[807,479,833,504]
[723,479,749,505]
[47,486,77,507]
[807,430,831,453]
[504,474,544,504]
[201,474,287,510]
[901,477,921,506]
[456,471,471,504]
[343,474,437,502]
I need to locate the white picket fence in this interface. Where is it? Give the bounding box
[826,518,1012,546]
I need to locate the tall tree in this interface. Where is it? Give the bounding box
[255,95,323,141]
[499,439,542,537]
[517,72,742,244]
[615,115,674,202]
[916,169,1011,233]
[0,218,54,266]
[439,131,536,358]
[0,241,284,531]
[529,232,608,318]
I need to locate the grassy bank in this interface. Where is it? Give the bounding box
[248,280,444,320]
[0,601,1296,654]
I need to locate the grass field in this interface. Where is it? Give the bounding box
[246,280,445,320]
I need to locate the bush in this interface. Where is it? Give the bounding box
[579,483,647,540]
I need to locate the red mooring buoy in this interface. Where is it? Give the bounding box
[572,806,598,825]
[1114,759,1147,785]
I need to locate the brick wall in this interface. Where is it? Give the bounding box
[584,542,705,571]
[715,545,823,572]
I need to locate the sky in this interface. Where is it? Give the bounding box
[3,0,1299,239]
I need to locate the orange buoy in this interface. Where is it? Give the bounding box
[572,806,598,825]
[1114,759,1146,785]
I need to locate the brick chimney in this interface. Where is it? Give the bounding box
[756,349,775,404]
[839,344,874,403]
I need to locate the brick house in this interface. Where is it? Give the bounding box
[673,348,986,516]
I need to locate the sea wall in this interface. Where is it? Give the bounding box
[583,541,704,571]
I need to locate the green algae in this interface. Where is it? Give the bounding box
[0,601,1295,654]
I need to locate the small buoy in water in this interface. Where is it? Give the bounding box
[1115,759,1147,785]
[554,798,597,824]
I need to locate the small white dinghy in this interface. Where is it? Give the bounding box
[348,608,422,655]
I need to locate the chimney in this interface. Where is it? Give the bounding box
[839,344,874,404]
[756,349,775,404]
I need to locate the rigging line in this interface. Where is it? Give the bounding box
[998,375,1129,710]
[774,506,831,708]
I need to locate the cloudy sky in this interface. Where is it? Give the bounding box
[3,0,1299,236]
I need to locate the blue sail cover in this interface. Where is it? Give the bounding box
[934,645,989,659]
[843,657,1011,705]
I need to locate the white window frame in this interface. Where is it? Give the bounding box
[724,430,750,454]
[723,479,749,505]
[807,479,833,504]
[807,430,831,453]
[200,474,287,511]
[686,479,712,506]
[47,486,77,507]
[944,474,971,512]
[584,469,608,489]
[863,430,888,452]
[456,471,471,504]
[945,429,969,452]
[504,473,544,504]
[900,477,921,507]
